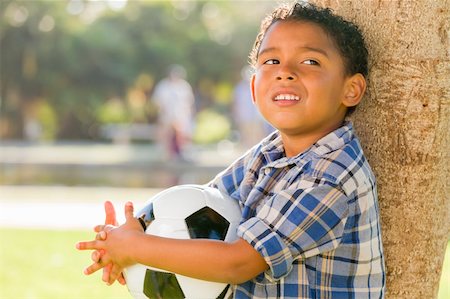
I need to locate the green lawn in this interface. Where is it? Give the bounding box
[0,228,131,299]
[0,228,449,299]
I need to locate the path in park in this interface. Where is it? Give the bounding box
[0,185,163,230]
[0,141,244,230]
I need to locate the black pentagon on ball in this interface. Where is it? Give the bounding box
[185,207,230,241]
[143,269,231,299]
[144,269,185,298]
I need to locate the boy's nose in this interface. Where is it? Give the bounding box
[276,67,297,81]
[276,74,296,80]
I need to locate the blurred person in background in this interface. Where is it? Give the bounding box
[151,65,195,161]
[232,66,273,148]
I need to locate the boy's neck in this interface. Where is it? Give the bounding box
[280,121,345,157]
[281,134,318,157]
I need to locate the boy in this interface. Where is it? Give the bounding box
[77,2,386,298]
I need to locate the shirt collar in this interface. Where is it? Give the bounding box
[260,122,354,166]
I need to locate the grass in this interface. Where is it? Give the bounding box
[0,228,131,299]
[0,228,449,299]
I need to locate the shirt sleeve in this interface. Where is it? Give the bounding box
[237,182,349,281]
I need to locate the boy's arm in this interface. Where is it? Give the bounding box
[77,202,268,285]
[132,235,267,284]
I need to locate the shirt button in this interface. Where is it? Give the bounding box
[264,168,271,175]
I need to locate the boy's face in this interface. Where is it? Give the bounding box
[251,20,361,145]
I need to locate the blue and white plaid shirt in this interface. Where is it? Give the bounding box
[209,122,385,298]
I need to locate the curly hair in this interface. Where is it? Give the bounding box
[249,1,368,78]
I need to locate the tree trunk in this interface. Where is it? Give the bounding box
[313,0,450,297]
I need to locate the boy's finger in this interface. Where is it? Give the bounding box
[108,264,124,285]
[94,225,106,233]
[83,262,103,275]
[104,201,118,226]
[117,273,127,285]
[95,231,107,240]
[91,251,99,262]
[103,263,113,284]
[76,240,102,251]
[124,201,134,221]
[94,224,115,233]
[91,249,105,263]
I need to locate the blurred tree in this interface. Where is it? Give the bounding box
[0,0,272,140]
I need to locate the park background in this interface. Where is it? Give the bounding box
[0,0,448,298]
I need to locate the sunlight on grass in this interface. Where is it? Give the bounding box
[0,228,131,299]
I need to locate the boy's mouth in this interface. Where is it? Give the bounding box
[274,94,300,101]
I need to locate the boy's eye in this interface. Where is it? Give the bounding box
[264,59,280,65]
[303,59,319,65]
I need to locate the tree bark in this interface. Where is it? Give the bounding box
[313,0,450,297]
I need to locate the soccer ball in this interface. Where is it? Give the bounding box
[124,184,242,299]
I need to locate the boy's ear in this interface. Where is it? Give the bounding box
[343,73,366,107]
[250,74,257,104]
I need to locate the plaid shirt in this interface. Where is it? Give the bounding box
[209,122,385,298]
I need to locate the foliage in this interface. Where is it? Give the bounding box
[0,0,274,140]
[35,100,58,140]
[193,108,231,144]
[96,98,131,124]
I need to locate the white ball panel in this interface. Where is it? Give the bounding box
[152,187,207,219]
[146,218,190,239]
[224,222,240,243]
[175,274,227,299]
[125,264,148,299]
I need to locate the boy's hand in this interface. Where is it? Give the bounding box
[77,202,142,285]
[90,227,126,285]
[93,201,126,285]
